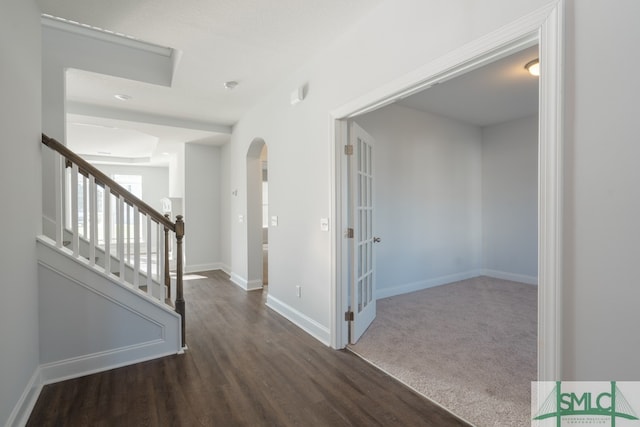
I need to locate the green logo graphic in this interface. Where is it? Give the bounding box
[533,381,639,426]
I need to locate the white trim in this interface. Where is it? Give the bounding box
[537,0,564,382]
[5,368,43,427]
[39,341,178,385]
[266,295,331,346]
[185,262,225,274]
[37,235,179,316]
[246,279,264,291]
[375,270,482,300]
[219,264,232,276]
[230,272,248,290]
[330,0,563,382]
[41,14,172,57]
[67,101,232,135]
[482,269,538,286]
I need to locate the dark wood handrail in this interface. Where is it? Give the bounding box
[42,133,175,231]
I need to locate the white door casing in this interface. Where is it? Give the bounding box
[331,1,564,381]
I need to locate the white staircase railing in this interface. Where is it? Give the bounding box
[42,134,186,347]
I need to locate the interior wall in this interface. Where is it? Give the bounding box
[184,143,221,273]
[95,164,170,213]
[482,114,538,282]
[228,0,551,340]
[219,143,232,273]
[354,104,483,298]
[0,0,42,424]
[168,145,184,199]
[562,0,640,379]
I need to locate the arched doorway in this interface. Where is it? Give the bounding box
[246,139,268,289]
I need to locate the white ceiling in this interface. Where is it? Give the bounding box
[38,0,384,127]
[39,1,536,164]
[397,45,539,127]
[38,0,384,166]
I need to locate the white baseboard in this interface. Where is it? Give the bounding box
[229,272,263,291]
[185,262,223,274]
[481,269,538,285]
[219,264,231,276]
[375,270,482,299]
[6,368,43,427]
[246,279,263,291]
[230,272,248,290]
[39,340,179,385]
[266,295,330,346]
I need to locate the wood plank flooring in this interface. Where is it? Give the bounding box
[27,270,469,426]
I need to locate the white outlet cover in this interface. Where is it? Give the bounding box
[320,218,329,231]
[271,216,278,227]
[238,214,244,223]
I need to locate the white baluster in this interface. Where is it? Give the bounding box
[156,221,161,281]
[146,215,153,297]
[89,175,96,266]
[133,205,140,288]
[159,222,166,301]
[126,204,131,264]
[82,175,88,239]
[104,186,111,275]
[118,196,125,283]
[54,152,64,248]
[71,164,79,257]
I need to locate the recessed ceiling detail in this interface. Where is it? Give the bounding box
[39,0,384,126]
[67,122,159,159]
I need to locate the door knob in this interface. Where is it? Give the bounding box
[373,237,381,243]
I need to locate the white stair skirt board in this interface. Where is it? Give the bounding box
[5,368,43,427]
[266,294,331,346]
[375,270,482,300]
[36,236,182,384]
[38,341,179,385]
[482,269,538,285]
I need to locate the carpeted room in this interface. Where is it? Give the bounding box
[348,45,539,427]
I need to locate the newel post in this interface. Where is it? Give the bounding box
[175,215,186,348]
[164,214,171,300]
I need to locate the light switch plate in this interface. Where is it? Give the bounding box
[320,218,329,232]
[238,214,244,223]
[271,216,278,227]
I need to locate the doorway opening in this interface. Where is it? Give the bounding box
[246,139,268,290]
[331,2,563,383]
[343,44,539,426]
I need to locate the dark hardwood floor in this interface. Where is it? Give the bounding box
[27,270,469,426]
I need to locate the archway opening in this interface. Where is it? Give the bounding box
[246,139,268,290]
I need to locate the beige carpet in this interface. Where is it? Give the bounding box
[348,276,537,427]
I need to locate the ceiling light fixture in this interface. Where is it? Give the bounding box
[525,59,540,77]
[114,94,132,101]
[223,81,238,90]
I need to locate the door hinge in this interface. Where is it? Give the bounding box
[346,228,354,238]
[344,145,353,155]
[345,311,354,321]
